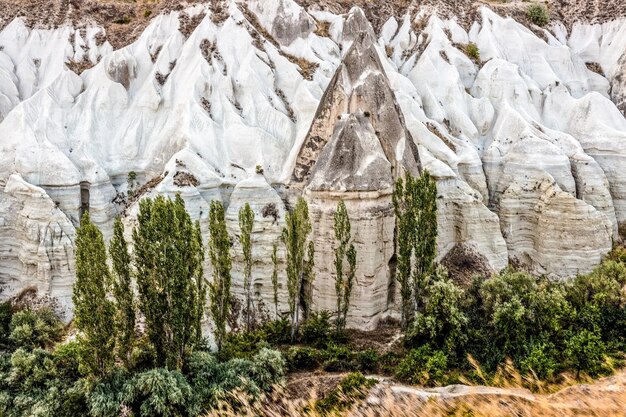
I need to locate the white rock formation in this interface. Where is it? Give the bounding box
[0,1,624,327]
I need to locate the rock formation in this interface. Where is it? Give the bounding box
[0,0,625,327]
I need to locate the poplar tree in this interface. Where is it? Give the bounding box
[73,212,116,376]
[393,176,415,330]
[208,200,232,351]
[392,172,438,330]
[271,243,279,317]
[413,172,438,314]
[303,240,316,321]
[133,195,205,370]
[238,203,255,332]
[109,217,135,368]
[281,197,313,342]
[333,201,357,332]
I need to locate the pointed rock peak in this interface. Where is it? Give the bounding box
[308,112,392,192]
[290,25,420,188]
[245,0,314,45]
[343,7,376,44]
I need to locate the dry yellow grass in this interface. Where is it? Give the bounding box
[204,366,626,417]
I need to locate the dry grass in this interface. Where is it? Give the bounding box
[203,366,626,417]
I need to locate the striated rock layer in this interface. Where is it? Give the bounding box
[0,0,625,327]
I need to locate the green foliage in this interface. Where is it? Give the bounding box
[564,329,607,377]
[109,217,135,367]
[300,310,333,348]
[465,42,480,61]
[520,342,559,380]
[392,172,438,329]
[395,345,449,386]
[0,301,12,347]
[123,368,194,417]
[271,243,280,317]
[238,203,255,332]
[355,348,379,373]
[333,200,357,332]
[127,171,137,197]
[9,308,64,349]
[282,197,313,342]
[74,212,116,376]
[314,372,375,415]
[406,266,468,353]
[527,3,549,26]
[208,200,231,352]
[285,346,321,371]
[261,318,291,345]
[134,195,205,369]
[220,330,268,361]
[321,343,354,372]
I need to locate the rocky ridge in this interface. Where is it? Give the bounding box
[0,0,625,328]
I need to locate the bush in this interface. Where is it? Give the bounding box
[465,43,480,61]
[564,329,608,377]
[395,345,449,386]
[123,368,194,417]
[0,302,12,346]
[520,342,559,379]
[322,343,355,372]
[219,330,268,361]
[9,308,64,349]
[527,3,549,26]
[286,346,321,371]
[355,348,379,373]
[314,372,376,415]
[300,311,334,347]
[406,267,468,353]
[261,318,291,345]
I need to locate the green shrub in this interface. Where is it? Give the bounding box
[53,341,82,380]
[0,301,12,345]
[395,345,449,386]
[527,3,549,26]
[314,372,376,415]
[261,318,291,345]
[406,268,468,353]
[219,330,268,361]
[322,343,355,372]
[355,348,379,373]
[286,346,321,371]
[564,329,608,377]
[465,43,480,61]
[89,368,130,417]
[123,368,194,417]
[9,308,64,349]
[520,342,559,379]
[300,310,334,347]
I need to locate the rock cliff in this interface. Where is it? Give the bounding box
[0,0,625,327]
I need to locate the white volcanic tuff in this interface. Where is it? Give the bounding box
[225,175,289,320]
[0,0,625,318]
[0,174,76,303]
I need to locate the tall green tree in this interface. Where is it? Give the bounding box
[412,171,438,314]
[392,172,438,330]
[73,212,116,376]
[393,176,415,330]
[271,243,279,317]
[238,203,255,332]
[133,195,205,370]
[281,197,313,342]
[208,200,232,352]
[333,201,357,332]
[109,217,135,368]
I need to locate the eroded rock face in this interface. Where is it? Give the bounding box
[0,1,625,327]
